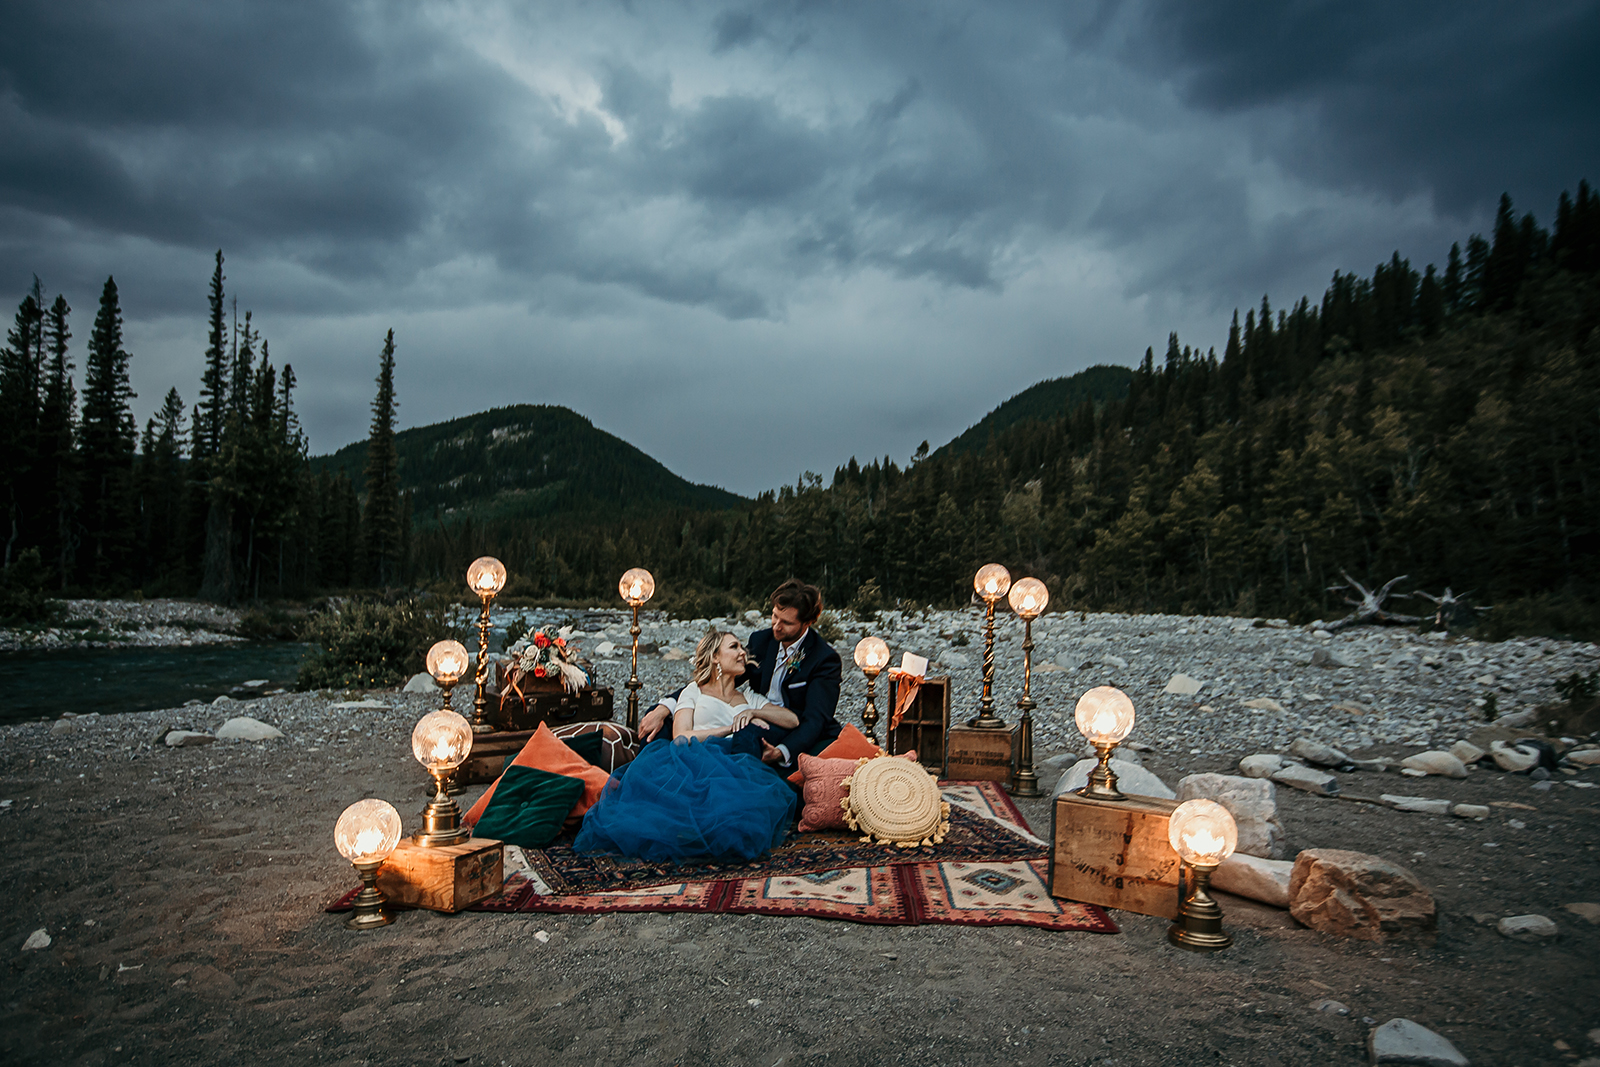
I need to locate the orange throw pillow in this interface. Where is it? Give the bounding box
[464,722,612,826]
[787,723,882,785]
[797,750,917,832]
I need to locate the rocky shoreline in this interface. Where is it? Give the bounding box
[0,598,244,651]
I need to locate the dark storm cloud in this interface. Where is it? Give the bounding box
[1128,0,1600,214]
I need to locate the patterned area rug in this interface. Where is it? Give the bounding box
[471,782,1116,932]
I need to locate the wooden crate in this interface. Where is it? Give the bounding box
[1047,791,1181,920]
[376,837,504,914]
[885,675,950,774]
[945,722,1019,781]
[494,682,614,732]
[456,729,538,785]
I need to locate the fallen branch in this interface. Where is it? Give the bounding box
[1320,570,1424,633]
[1408,586,1485,632]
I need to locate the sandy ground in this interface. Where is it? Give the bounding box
[2,621,1599,1066]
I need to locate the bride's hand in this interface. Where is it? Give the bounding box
[731,710,754,731]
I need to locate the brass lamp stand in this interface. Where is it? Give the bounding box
[970,564,1011,728]
[1006,578,1048,798]
[1166,798,1239,952]
[618,568,656,732]
[414,767,472,847]
[345,861,394,930]
[411,708,474,847]
[465,556,507,735]
[1074,686,1137,802]
[1168,862,1232,952]
[853,636,890,744]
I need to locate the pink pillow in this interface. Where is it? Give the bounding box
[797,750,917,833]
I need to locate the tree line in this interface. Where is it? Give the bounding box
[0,251,409,612]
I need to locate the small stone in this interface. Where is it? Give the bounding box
[1401,768,1429,778]
[1368,1018,1469,1066]
[1272,762,1340,796]
[594,641,617,656]
[1381,795,1453,815]
[1496,914,1558,942]
[1531,780,1555,792]
[1491,708,1537,729]
[211,694,234,705]
[1212,852,1293,906]
[402,672,437,694]
[1400,752,1468,779]
[1290,737,1349,766]
[1473,674,1496,685]
[163,730,216,748]
[21,929,50,951]
[1562,902,1600,924]
[1566,749,1600,766]
[1448,740,1486,765]
[1163,673,1203,696]
[1289,849,1434,941]
[1530,766,1551,781]
[49,719,78,735]
[329,699,391,710]
[1332,700,1371,715]
[1313,628,1332,639]
[660,648,690,661]
[1176,773,1287,859]
[937,650,968,668]
[1490,741,1539,773]
[214,717,284,742]
[1243,697,1286,713]
[1311,999,1351,1015]
[1451,804,1489,819]
[1101,653,1128,669]
[1346,757,1391,773]
[1239,753,1286,778]
[1053,758,1176,800]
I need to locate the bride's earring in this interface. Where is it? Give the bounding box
[715,664,724,684]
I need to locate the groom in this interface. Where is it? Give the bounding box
[638,578,843,770]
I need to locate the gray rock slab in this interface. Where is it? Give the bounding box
[1176,773,1287,859]
[1449,740,1486,764]
[1368,1018,1469,1066]
[1163,673,1203,695]
[1451,804,1490,819]
[1053,758,1175,800]
[402,672,437,693]
[1239,753,1286,778]
[1271,762,1340,796]
[214,716,284,742]
[1289,737,1348,766]
[1381,795,1453,815]
[163,730,216,748]
[1212,852,1292,907]
[1400,751,1469,778]
[1497,913,1558,942]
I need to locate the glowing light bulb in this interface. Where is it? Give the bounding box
[618,567,656,605]
[973,564,1012,602]
[853,636,890,672]
[411,709,473,772]
[1008,577,1048,619]
[1168,799,1238,866]
[465,556,506,597]
[1074,686,1136,744]
[334,799,402,865]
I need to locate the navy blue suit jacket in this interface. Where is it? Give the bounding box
[743,626,843,758]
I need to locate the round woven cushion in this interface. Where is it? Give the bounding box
[845,757,943,844]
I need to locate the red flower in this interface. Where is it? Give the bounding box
[533,632,551,649]
[555,637,566,648]
[534,666,547,678]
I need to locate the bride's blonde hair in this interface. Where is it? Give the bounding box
[692,627,729,687]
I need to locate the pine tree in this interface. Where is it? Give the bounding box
[0,280,45,572]
[362,329,402,586]
[78,276,138,589]
[193,251,227,462]
[39,294,77,589]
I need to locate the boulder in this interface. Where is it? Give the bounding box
[1289,737,1348,767]
[1448,740,1485,765]
[1238,753,1286,778]
[1489,740,1539,773]
[163,730,216,748]
[214,716,284,742]
[1271,763,1340,796]
[1399,751,1468,779]
[402,672,437,694]
[1288,848,1435,940]
[1367,1018,1468,1066]
[1212,853,1293,907]
[1053,758,1176,800]
[1163,673,1203,696]
[1176,773,1287,859]
[1381,795,1452,815]
[1496,913,1558,942]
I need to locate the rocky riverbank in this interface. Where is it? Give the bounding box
[0,599,244,651]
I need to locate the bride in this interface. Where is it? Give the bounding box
[574,629,800,863]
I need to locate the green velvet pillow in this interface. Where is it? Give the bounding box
[471,765,587,848]
[502,729,606,774]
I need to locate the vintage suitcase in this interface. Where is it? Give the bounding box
[1047,791,1182,919]
[494,674,614,732]
[885,674,950,774]
[376,837,504,913]
[945,722,1019,781]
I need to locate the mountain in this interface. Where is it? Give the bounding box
[311,404,745,522]
[936,364,1133,457]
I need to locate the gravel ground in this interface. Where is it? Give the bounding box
[1,608,1598,1065]
[0,600,244,652]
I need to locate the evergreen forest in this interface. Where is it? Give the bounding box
[2,182,1598,637]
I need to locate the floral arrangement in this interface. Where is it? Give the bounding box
[503,625,589,699]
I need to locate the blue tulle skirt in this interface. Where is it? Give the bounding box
[574,737,797,863]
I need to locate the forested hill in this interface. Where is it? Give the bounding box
[312,405,745,521]
[937,364,1132,458]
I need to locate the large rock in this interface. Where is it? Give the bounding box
[402,672,437,693]
[1239,753,1286,778]
[1212,853,1293,907]
[1400,751,1468,779]
[1367,1018,1468,1066]
[1496,914,1558,942]
[1448,740,1485,765]
[214,716,284,742]
[1289,737,1348,767]
[1176,773,1287,859]
[1163,673,1203,696]
[1053,758,1176,800]
[1489,740,1539,773]
[1272,762,1340,796]
[1288,849,1435,941]
[164,730,216,748]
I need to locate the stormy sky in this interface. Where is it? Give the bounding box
[3,1,1596,496]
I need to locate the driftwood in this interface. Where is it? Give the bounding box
[1409,587,1484,632]
[1320,571,1424,633]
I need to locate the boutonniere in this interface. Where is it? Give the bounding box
[780,643,806,674]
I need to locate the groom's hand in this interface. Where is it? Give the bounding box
[640,703,671,742]
[760,740,784,765]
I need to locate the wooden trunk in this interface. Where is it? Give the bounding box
[885,675,950,774]
[494,683,614,732]
[945,722,1019,781]
[456,729,539,785]
[376,837,504,914]
[1047,791,1181,920]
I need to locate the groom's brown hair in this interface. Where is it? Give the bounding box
[770,579,823,624]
